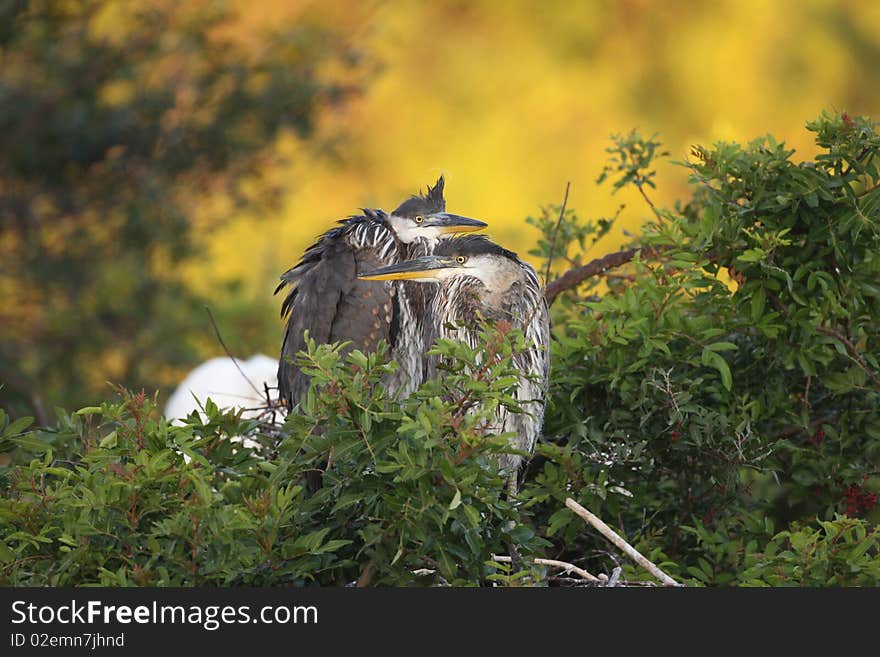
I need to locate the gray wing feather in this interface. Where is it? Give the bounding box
[278,240,394,408]
[329,250,394,350]
[278,240,354,406]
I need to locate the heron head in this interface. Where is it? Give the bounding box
[385,176,487,243]
[359,235,522,292]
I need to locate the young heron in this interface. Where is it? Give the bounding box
[359,235,551,494]
[276,177,487,409]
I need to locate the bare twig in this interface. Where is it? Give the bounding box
[491,554,599,583]
[857,183,879,199]
[564,497,683,587]
[543,181,571,288]
[204,305,265,398]
[841,144,872,177]
[816,326,880,388]
[544,244,669,306]
[637,185,664,225]
[774,413,838,439]
[356,560,376,588]
[648,367,680,415]
[547,576,595,587]
[411,568,450,586]
[606,566,622,587]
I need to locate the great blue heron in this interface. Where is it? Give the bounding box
[276,177,487,410]
[359,234,551,494]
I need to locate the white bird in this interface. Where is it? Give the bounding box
[164,354,279,453]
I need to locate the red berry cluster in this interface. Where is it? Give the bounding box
[842,483,878,517]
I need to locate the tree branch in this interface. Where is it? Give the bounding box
[564,497,683,587]
[856,182,879,199]
[544,244,669,306]
[841,144,872,177]
[543,181,571,288]
[204,305,267,399]
[356,560,377,587]
[491,554,600,583]
[637,184,664,224]
[816,326,880,389]
[773,413,839,440]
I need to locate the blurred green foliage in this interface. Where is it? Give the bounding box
[1,111,878,586]
[0,1,362,421]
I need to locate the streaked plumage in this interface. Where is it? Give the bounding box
[276,177,486,409]
[359,234,551,492]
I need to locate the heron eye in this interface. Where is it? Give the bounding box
[456,256,466,264]
[414,215,424,223]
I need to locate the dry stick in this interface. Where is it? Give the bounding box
[856,182,879,199]
[544,244,669,306]
[774,413,838,439]
[816,326,880,389]
[204,305,265,399]
[841,144,872,177]
[518,181,571,362]
[548,576,594,587]
[411,568,450,585]
[637,184,664,224]
[356,560,377,588]
[491,554,600,583]
[543,181,571,289]
[564,497,683,587]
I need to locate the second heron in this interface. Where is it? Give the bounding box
[359,234,551,494]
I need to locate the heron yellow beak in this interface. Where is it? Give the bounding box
[358,255,452,281]
[358,270,435,281]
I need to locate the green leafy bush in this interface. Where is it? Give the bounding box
[679,514,880,586]
[525,110,879,584]
[1,334,548,586]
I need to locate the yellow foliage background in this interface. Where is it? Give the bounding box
[181,0,880,355]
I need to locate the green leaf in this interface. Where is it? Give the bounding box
[750,288,766,321]
[100,431,118,449]
[76,406,104,416]
[317,539,353,554]
[462,504,482,528]
[0,540,14,564]
[701,348,733,390]
[4,416,34,437]
[13,434,52,453]
[448,488,462,510]
[737,248,767,264]
[704,341,739,353]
